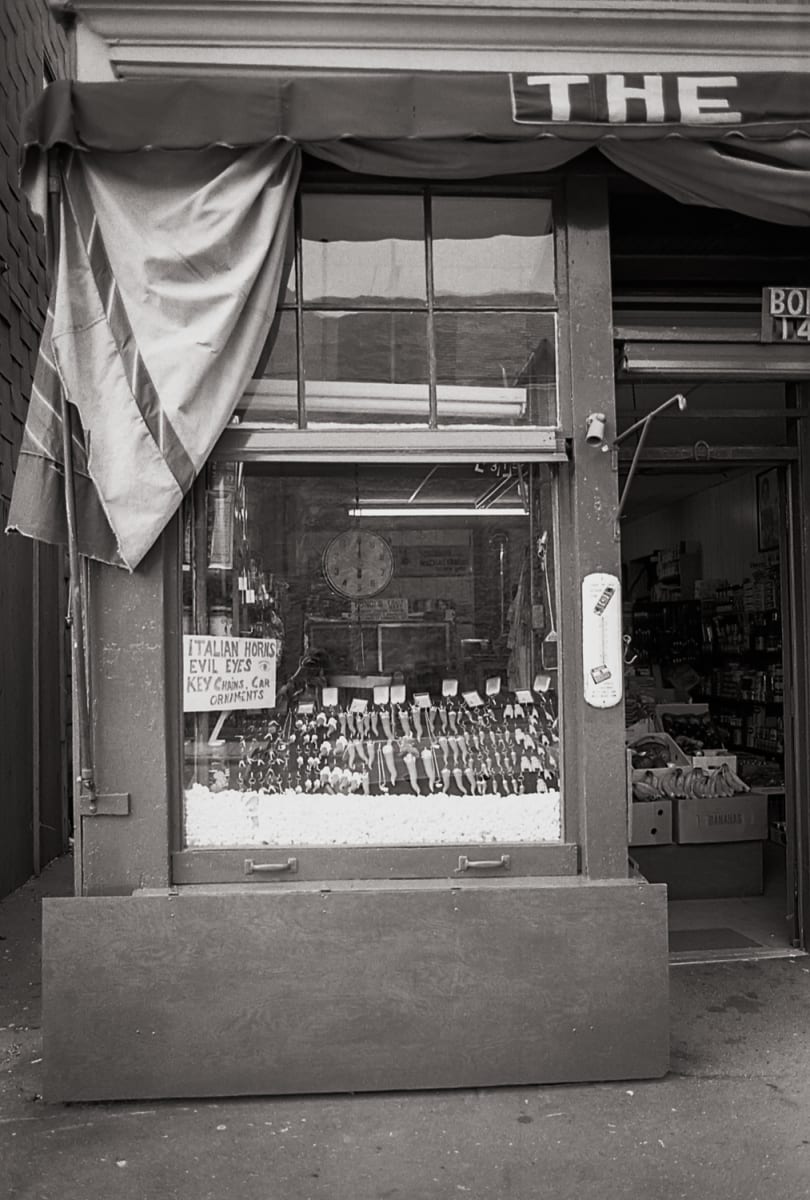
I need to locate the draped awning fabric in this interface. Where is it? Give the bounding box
[7,73,810,569]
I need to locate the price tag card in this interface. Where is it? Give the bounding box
[515,688,535,705]
[463,690,484,707]
[485,676,502,696]
[533,672,552,694]
[442,678,459,697]
[391,684,407,705]
[373,685,390,705]
[413,692,432,708]
[321,687,339,708]
[350,697,369,714]
[297,701,315,715]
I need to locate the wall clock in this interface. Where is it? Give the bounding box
[322,529,394,599]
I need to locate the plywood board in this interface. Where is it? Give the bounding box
[43,878,668,1101]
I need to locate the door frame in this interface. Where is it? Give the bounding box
[614,370,810,953]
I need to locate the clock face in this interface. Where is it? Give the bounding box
[323,529,394,599]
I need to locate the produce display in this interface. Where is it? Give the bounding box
[630,736,682,770]
[659,710,727,756]
[632,761,750,801]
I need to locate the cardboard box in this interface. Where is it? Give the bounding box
[689,753,738,772]
[655,702,710,721]
[631,841,763,899]
[673,793,769,844]
[629,799,673,847]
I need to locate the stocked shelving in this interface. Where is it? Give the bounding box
[628,550,785,769]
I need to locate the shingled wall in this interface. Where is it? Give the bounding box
[1,1,73,897]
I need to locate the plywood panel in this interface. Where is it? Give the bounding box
[43,878,669,1101]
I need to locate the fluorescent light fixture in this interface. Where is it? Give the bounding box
[349,506,528,518]
[241,378,526,419]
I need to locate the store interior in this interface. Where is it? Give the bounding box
[619,379,796,963]
[182,462,564,850]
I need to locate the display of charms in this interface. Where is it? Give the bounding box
[234,688,559,797]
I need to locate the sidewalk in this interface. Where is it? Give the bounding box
[2,856,810,1200]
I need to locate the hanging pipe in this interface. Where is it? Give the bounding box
[48,162,97,815]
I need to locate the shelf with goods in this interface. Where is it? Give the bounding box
[628,599,703,668]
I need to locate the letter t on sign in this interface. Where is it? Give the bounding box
[525,75,589,121]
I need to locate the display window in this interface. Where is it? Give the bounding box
[239,188,558,429]
[180,462,564,856]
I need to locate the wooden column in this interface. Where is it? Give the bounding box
[79,525,180,895]
[559,172,628,880]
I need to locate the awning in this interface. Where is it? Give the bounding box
[22,74,810,152]
[7,73,810,570]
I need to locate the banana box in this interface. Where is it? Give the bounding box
[674,793,769,844]
[629,799,673,846]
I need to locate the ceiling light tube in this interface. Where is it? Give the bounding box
[348,506,528,518]
[242,378,526,420]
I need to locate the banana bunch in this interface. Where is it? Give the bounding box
[633,762,750,801]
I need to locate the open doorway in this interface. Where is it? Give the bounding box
[617,379,805,963]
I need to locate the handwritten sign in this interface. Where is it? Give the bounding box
[183,635,279,713]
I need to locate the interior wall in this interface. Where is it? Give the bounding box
[622,470,759,585]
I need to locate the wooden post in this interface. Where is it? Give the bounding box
[560,171,628,880]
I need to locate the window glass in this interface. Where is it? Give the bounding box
[245,189,558,429]
[240,310,299,424]
[182,463,562,849]
[431,197,555,307]
[301,194,426,307]
[435,312,557,426]
[303,311,429,425]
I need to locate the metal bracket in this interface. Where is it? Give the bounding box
[612,392,687,540]
[79,792,130,817]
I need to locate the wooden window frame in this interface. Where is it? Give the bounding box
[167,170,628,887]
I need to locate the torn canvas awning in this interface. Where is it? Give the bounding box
[8,139,300,568]
[7,73,810,569]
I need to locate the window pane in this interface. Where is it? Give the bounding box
[435,312,557,425]
[301,194,427,307]
[239,310,299,425]
[432,197,555,307]
[304,310,430,425]
[182,464,562,849]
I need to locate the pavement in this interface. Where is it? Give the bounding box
[2,855,810,1200]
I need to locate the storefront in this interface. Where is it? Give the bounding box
[7,67,810,1101]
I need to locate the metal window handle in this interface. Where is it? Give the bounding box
[244,857,298,876]
[455,854,511,873]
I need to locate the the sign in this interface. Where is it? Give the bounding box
[511,74,778,127]
[761,287,810,344]
[394,544,470,577]
[356,596,409,620]
[183,635,278,712]
[581,573,623,709]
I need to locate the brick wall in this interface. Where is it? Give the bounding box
[0,1,73,898]
[1,1,72,500]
